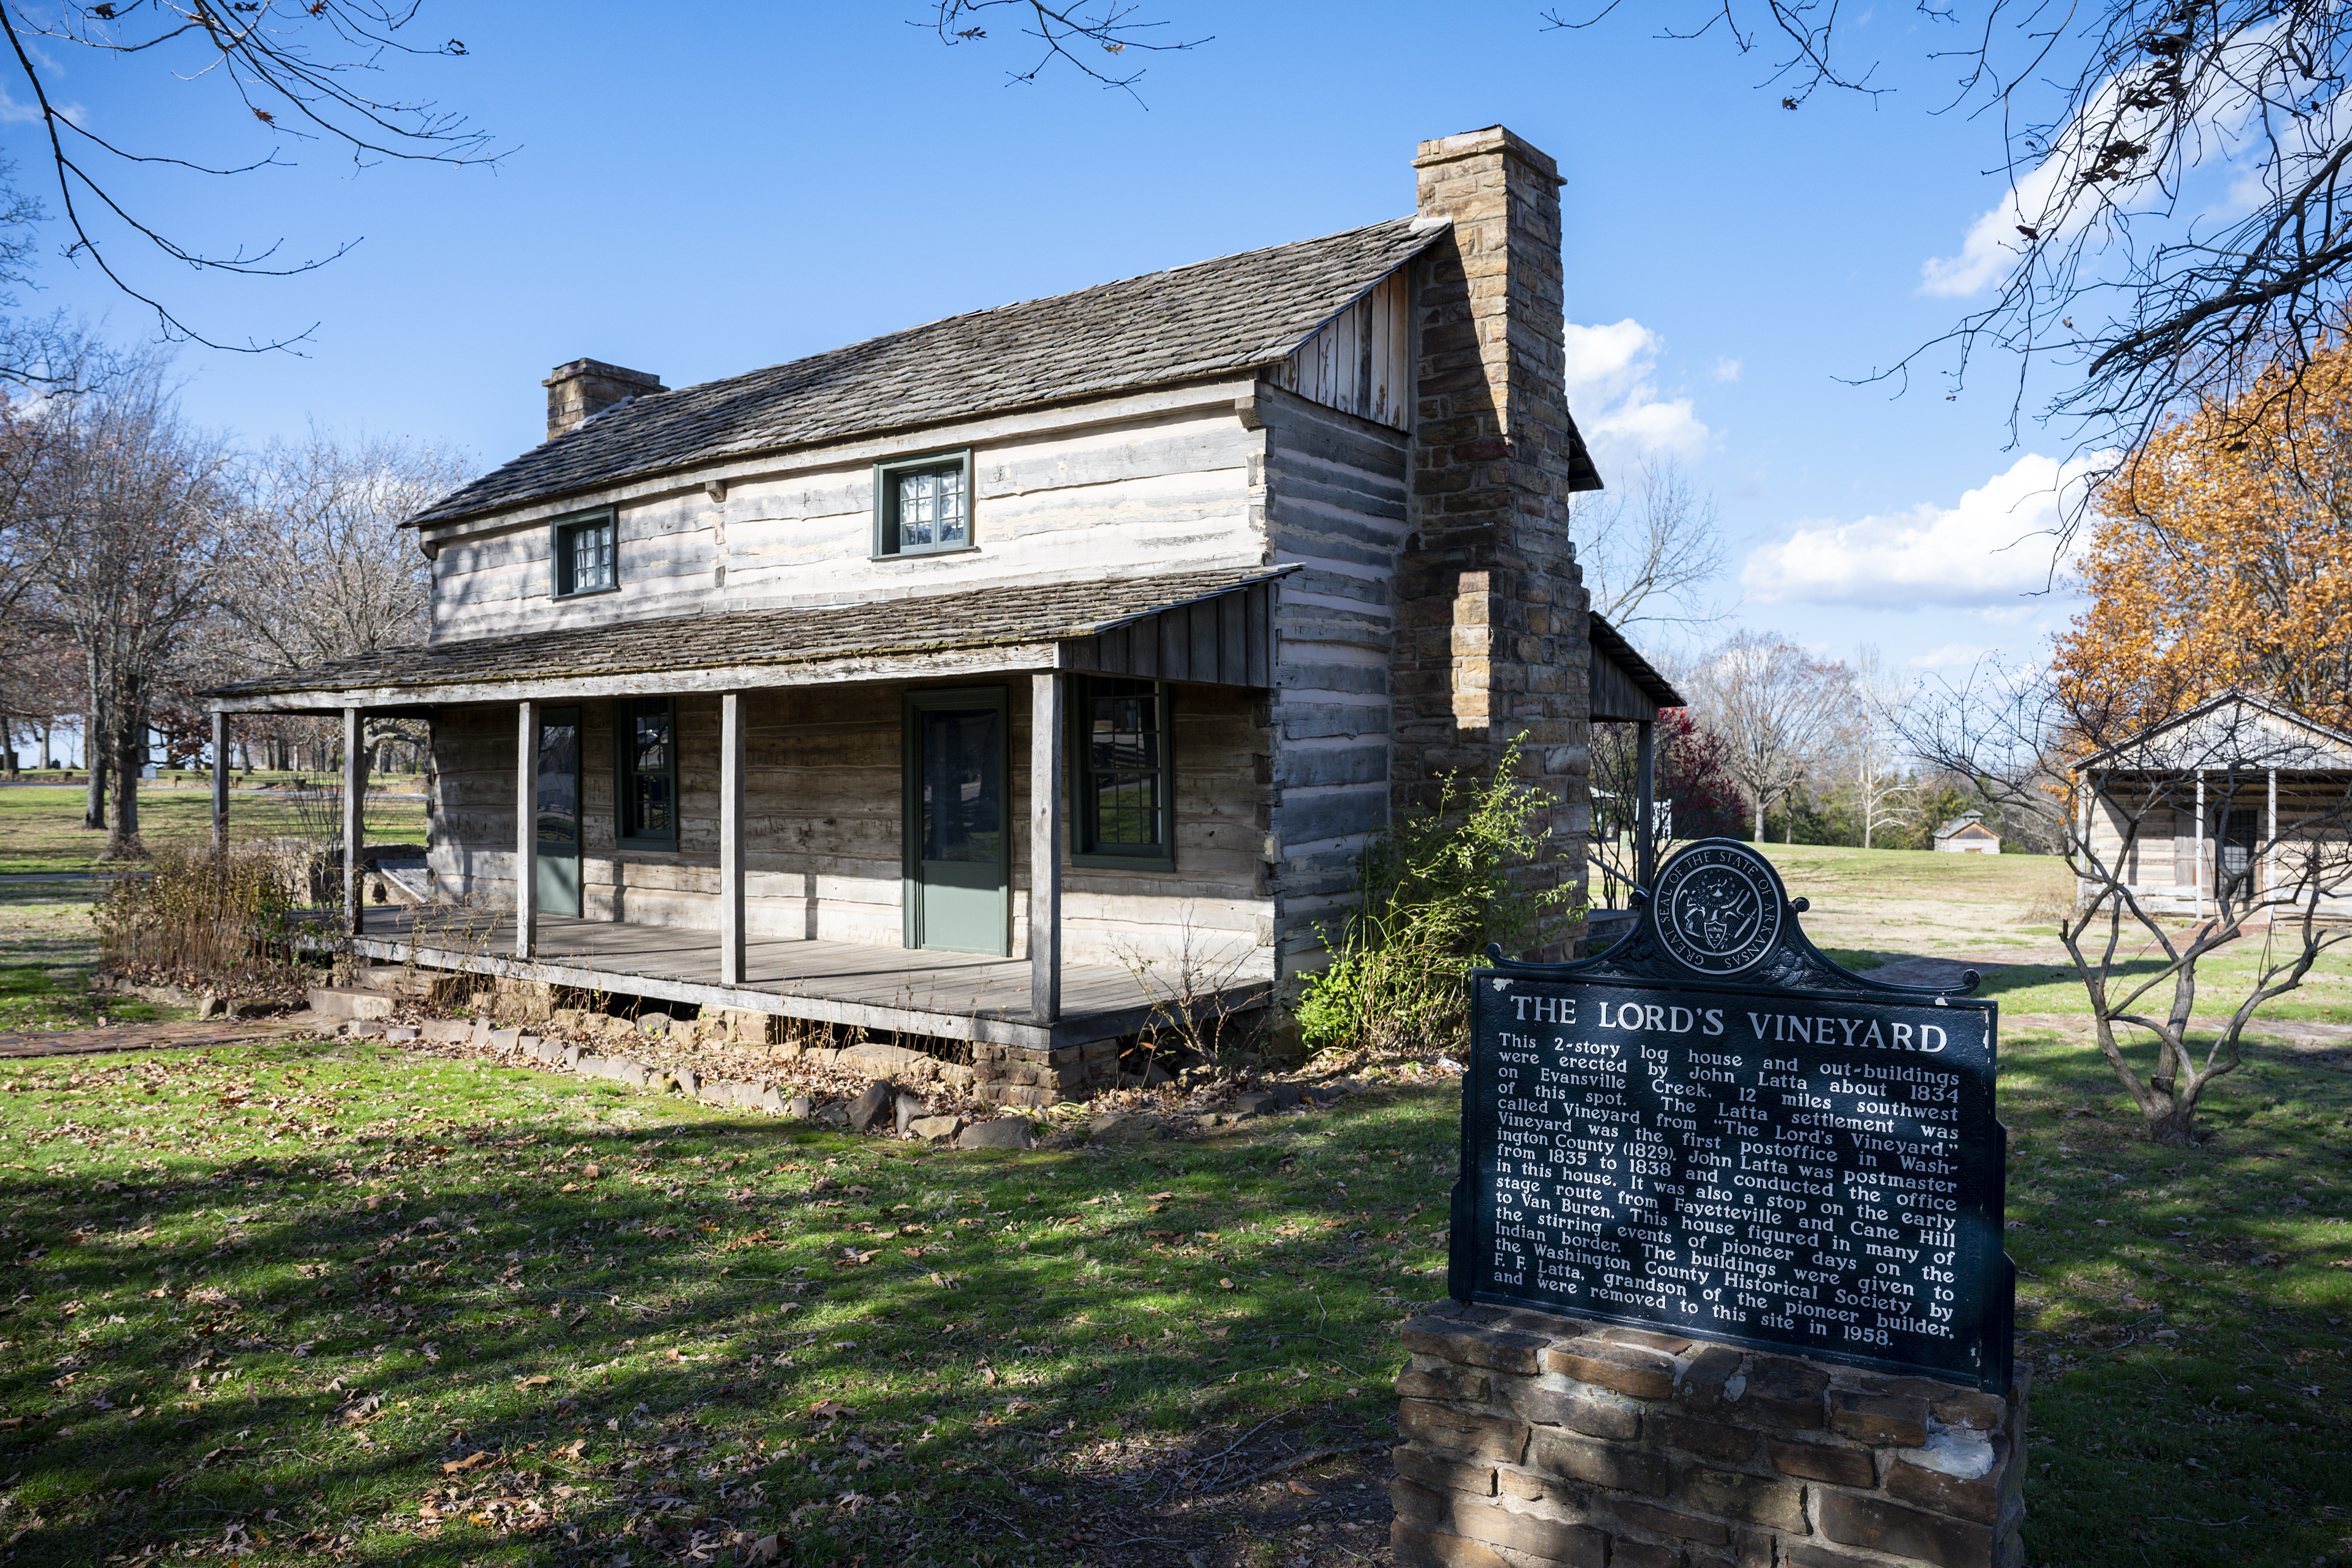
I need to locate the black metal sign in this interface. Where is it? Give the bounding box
[1452,840,2013,1391]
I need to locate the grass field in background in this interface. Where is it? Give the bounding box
[1751,840,2078,905]
[0,786,428,877]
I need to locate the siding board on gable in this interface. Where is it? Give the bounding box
[1266,272,1411,430]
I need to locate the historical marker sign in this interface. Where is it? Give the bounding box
[1451,840,2013,1391]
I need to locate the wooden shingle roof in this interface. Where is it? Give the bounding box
[409,217,1454,531]
[204,565,1292,706]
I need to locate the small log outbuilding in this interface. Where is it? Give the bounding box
[203,125,1672,1101]
[1932,812,2001,855]
[2076,690,2352,920]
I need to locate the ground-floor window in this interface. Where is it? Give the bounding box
[1073,676,1173,869]
[616,696,676,847]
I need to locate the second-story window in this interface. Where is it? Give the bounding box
[553,509,617,598]
[873,450,974,558]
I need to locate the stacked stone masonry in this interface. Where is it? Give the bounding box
[1391,1302,2025,1568]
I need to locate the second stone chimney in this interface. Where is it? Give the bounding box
[542,358,667,441]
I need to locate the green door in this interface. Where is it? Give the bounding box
[904,690,1009,955]
[535,706,582,918]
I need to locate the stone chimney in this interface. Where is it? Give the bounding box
[542,358,667,441]
[1395,125,1600,957]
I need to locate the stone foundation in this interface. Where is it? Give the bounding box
[1391,1302,2025,1568]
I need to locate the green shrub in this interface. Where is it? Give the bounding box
[1293,738,1581,1055]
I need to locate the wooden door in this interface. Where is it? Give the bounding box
[535,706,582,918]
[904,690,1009,955]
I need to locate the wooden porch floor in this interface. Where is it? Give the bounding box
[341,907,1250,1051]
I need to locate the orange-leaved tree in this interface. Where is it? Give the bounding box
[2054,344,2352,736]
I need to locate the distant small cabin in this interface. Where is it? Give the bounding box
[2075,690,2352,919]
[1933,812,2001,855]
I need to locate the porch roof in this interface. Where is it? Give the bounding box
[203,564,1290,713]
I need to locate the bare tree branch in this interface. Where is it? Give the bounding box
[923,1,1210,101]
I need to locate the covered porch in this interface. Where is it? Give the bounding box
[207,568,1287,1078]
[337,906,1243,1052]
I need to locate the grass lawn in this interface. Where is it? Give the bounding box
[0,787,427,877]
[0,844,2345,1566]
[0,1009,2341,1567]
[1753,841,2077,906]
[0,1038,1451,1567]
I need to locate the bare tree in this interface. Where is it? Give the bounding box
[1841,645,1918,850]
[1907,667,2352,1146]
[1528,4,2352,529]
[224,426,465,670]
[1569,455,1728,631]
[1687,631,1852,842]
[926,1,1211,98]
[16,354,242,856]
[0,3,496,362]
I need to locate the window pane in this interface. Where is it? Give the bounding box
[1087,682,1163,850]
[920,708,1000,862]
[536,715,578,844]
[895,465,966,552]
[562,518,614,593]
[625,700,673,839]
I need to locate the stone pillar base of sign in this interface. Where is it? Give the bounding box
[1391,1302,2026,1568]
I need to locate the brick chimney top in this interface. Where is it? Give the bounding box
[542,358,667,442]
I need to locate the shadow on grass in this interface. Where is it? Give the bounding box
[1991,1027,2352,1566]
[0,1046,1450,1566]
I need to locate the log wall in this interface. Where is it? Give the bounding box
[424,681,1276,978]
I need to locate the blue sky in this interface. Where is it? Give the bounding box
[11,1,2094,678]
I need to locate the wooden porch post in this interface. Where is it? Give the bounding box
[516,700,538,958]
[2193,772,2205,920]
[719,691,746,987]
[342,706,365,937]
[1634,716,1657,892]
[2267,768,2279,906]
[209,715,227,860]
[1029,671,1063,1023]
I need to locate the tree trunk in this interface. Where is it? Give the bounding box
[1,714,15,779]
[104,686,145,860]
[1753,792,1766,842]
[82,700,108,830]
[2145,1097,2200,1147]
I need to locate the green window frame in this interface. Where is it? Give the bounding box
[872,448,976,559]
[1070,676,1174,871]
[613,696,677,849]
[551,508,618,599]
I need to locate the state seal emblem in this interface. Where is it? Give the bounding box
[1652,842,1783,976]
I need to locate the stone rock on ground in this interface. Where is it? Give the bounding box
[814,1101,852,1127]
[957,1118,1035,1150]
[893,1091,929,1135]
[1229,1090,1276,1118]
[671,1067,700,1097]
[785,1094,815,1119]
[1270,1082,1304,1110]
[305,987,393,1021]
[757,1084,787,1114]
[421,1019,472,1045]
[637,1012,673,1035]
[908,1114,962,1142]
[1089,1112,1163,1144]
[847,1080,894,1133]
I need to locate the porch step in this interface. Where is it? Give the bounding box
[306,986,396,1021]
[352,965,453,999]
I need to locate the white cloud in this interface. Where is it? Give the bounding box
[1563,318,1710,468]
[1909,643,1994,671]
[1711,357,1742,383]
[1921,26,2291,297]
[1739,452,2095,609]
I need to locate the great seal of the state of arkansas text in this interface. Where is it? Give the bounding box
[1653,842,1782,975]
